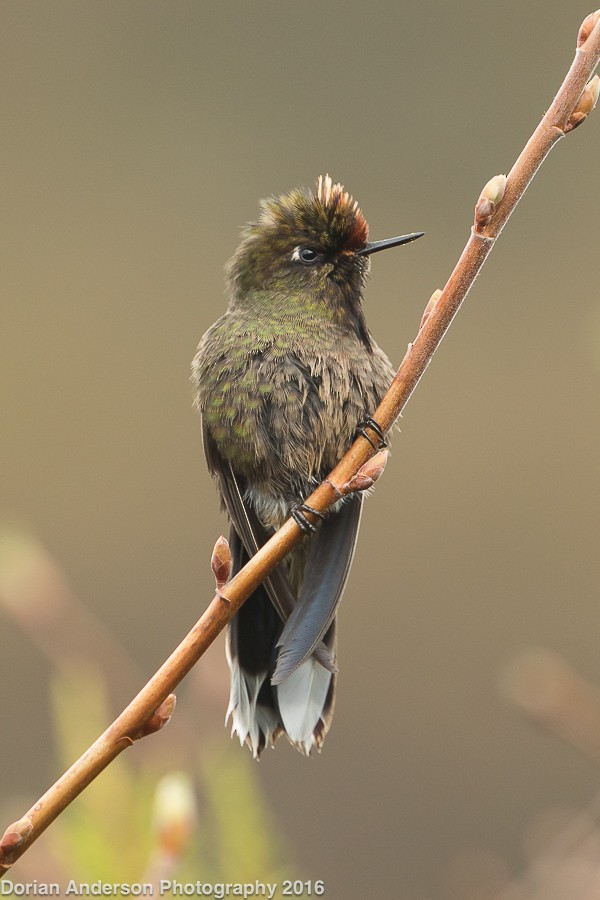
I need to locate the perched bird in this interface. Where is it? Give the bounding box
[192,175,422,757]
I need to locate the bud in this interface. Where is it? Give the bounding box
[577,75,599,115]
[481,174,507,206]
[474,198,493,230]
[341,449,389,494]
[577,10,600,48]
[474,175,507,230]
[152,772,197,859]
[566,75,600,131]
[211,535,232,590]
[0,816,33,865]
[136,694,177,739]
[419,289,442,331]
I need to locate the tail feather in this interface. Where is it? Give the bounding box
[226,614,337,757]
[225,629,283,757]
[225,576,284,758]
[225,527,338,757]
[272,495,362,684]
[277,658,335,755]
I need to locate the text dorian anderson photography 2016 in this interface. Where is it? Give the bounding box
[0,882,326,899]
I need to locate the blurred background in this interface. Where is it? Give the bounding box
[2,1,600,897]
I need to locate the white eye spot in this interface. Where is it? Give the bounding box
[292,246,320,265]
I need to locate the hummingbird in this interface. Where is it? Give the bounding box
[192,175,423,757]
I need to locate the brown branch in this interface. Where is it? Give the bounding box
[2,9,600,877]
[500,647,600,766]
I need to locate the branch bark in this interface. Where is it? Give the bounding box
[2,9,599,876]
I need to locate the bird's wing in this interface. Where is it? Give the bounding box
[202,420,336,672]
[271,493,363,684]
[202,421,295,622]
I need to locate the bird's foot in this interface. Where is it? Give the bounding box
[290,502,326,535]
[356,416,387,450]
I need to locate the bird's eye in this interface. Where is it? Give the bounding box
[292,246,320,266]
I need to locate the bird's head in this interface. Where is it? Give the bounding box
[226,175,423,310]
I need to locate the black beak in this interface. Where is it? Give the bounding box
[357,231,425,256]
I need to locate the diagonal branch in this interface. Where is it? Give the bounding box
[2,9,599,877]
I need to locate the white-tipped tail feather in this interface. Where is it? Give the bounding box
[277,658,332,754]
[225,632,282,759]
[226,624,334,757]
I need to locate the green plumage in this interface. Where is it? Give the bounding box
[193,177,395,526]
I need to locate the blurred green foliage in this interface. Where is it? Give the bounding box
[49,663,289,888]
[0,527,291,889]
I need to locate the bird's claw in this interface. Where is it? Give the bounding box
[290,502,326,535]
[356,416,387,450]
